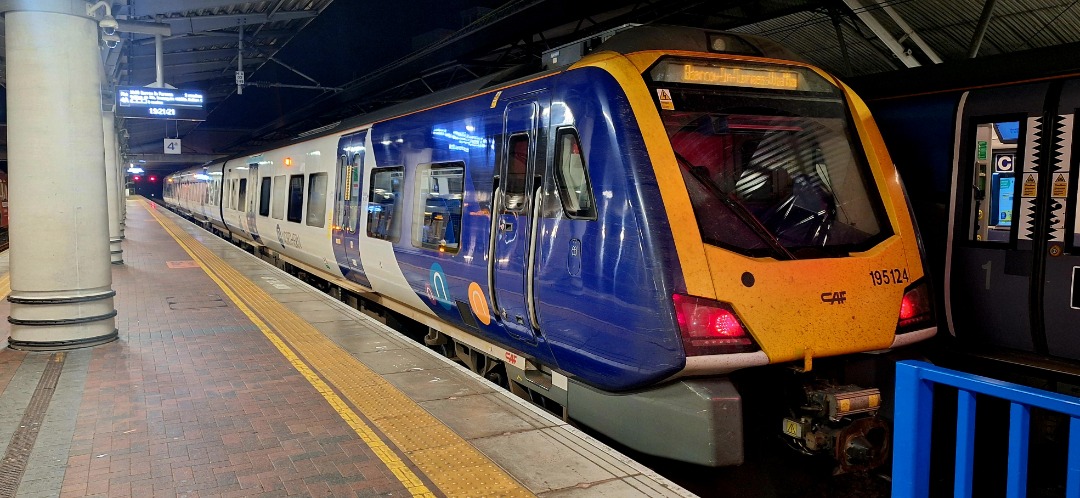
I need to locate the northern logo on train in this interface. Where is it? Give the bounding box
[428,263,452,310]
[821,290,847,305]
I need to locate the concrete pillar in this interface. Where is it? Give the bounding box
[4,2,118,349]
[103,112,123,264]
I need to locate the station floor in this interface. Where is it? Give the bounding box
[0,198,692,497]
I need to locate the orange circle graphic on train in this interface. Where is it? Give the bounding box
[468,282,491,326]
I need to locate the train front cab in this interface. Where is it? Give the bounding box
[948,81,1080,362]
[563,32,936,470]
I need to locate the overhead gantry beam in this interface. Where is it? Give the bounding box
[876,1,942,64]
[157,10,317,36]
[969,0,999,57]
[841,0,921,68]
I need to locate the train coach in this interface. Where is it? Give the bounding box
[850,45,1080,377]
[164,24,936,471]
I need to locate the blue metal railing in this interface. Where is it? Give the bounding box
[892,360,1080,497]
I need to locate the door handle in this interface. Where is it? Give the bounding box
[500,221,514,232]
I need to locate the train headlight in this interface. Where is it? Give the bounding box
[897,280,934,332]
[673,294,759,355]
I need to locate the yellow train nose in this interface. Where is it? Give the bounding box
[703,237,914,364]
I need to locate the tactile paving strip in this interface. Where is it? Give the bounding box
[0,353,64,498]
[145,202,534,498]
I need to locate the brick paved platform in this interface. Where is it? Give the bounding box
[0,199,691,498]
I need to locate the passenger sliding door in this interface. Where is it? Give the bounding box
[332,131,370,287]
[490,96,546,344]
[246,163,261,243]
[952,81,1080,360]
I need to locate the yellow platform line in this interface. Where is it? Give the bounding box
[143,202,534,498]
[0,274,9,302]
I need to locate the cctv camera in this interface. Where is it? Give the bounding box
[99,16,119,36]
[102,32,120,48]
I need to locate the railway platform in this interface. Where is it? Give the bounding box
[0,197,690,497]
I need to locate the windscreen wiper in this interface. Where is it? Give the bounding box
[674,152,796,261]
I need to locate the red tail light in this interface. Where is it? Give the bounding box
[897,280,934,332]
[673,294,758,356]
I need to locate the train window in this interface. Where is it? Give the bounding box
[412,162,464,252]
[287,175,305,223]
[367,167,403,242]
[259,177,271,216]
[272,175,286,220]
[348,154,363,234]
[237,179,248,212]
[306,173,328,227]
[335,155,347,229]
[968,121,1019,243]
[504,134,529,211]
[554,129,596,219]
[1074,172,1080,248]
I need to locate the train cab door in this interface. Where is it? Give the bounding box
[489,96,547,344]
[332,131,370,287]
[1043,80,1080,359]
[951,81,1080,360]
[245,162,261,243]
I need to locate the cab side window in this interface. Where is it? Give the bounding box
[968,121,1020,243]
[504,134,529,211]
[554,129,597,219]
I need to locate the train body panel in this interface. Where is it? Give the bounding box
[164,24,938,468]
[247,134,342,277]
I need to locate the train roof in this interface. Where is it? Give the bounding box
[204,24,802,168]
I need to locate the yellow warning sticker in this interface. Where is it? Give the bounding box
[1052,173,1069,198]
[657,88,674,110]
[1022,173,1038,198]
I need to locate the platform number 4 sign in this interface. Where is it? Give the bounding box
[164,138,181,155]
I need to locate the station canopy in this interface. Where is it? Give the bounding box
[0,0,1077,176]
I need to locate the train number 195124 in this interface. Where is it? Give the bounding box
[869,268,909,286]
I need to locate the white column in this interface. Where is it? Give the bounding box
[4,4,118,349]
[117,136,126,236]
[103,112,123,264]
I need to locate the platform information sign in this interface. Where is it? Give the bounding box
[115,86,206,121]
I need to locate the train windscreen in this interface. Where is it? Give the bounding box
[649,59,890,258]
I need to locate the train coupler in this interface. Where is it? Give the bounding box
[781,384,890,474]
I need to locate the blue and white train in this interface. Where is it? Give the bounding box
[165,25,936,470]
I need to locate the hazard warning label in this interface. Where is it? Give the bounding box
[1022,173,1039,198]
[657,88,674,110]
[1052,173,1069,198]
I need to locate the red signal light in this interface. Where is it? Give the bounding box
[898,281,933,330]
[672,294,757,355]
[149,175,157,182]
[133,175,141,181]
